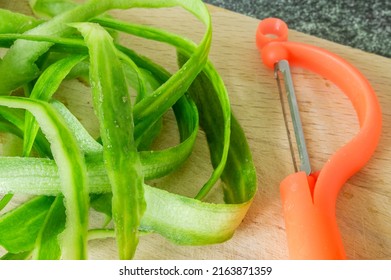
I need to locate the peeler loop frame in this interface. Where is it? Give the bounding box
[256,18,382,259]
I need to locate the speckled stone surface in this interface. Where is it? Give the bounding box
[204,0,391,58]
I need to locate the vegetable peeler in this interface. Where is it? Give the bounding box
[256,18,382,259]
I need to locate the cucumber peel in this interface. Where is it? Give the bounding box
[0,0,258,260]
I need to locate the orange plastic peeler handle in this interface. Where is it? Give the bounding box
[256,18,382,259]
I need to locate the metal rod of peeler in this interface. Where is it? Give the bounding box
[274,60,311,175]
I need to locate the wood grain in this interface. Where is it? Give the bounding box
[1,2,391,260]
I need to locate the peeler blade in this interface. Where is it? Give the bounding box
[275,60,311,175]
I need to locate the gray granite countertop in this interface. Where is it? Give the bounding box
[204,0,391,58]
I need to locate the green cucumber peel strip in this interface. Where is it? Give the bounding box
[0,9,41,33]
[1,250,32,260]
[0,196,54,253]
[72,22,145,260]
[23,54,87,157]
[32,195,65,260]
[0,96,89,260]
[29,0,77,18]
[0,194,13,211]
[180,61,257,203]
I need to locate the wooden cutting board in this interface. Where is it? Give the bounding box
[1,1,391,260]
